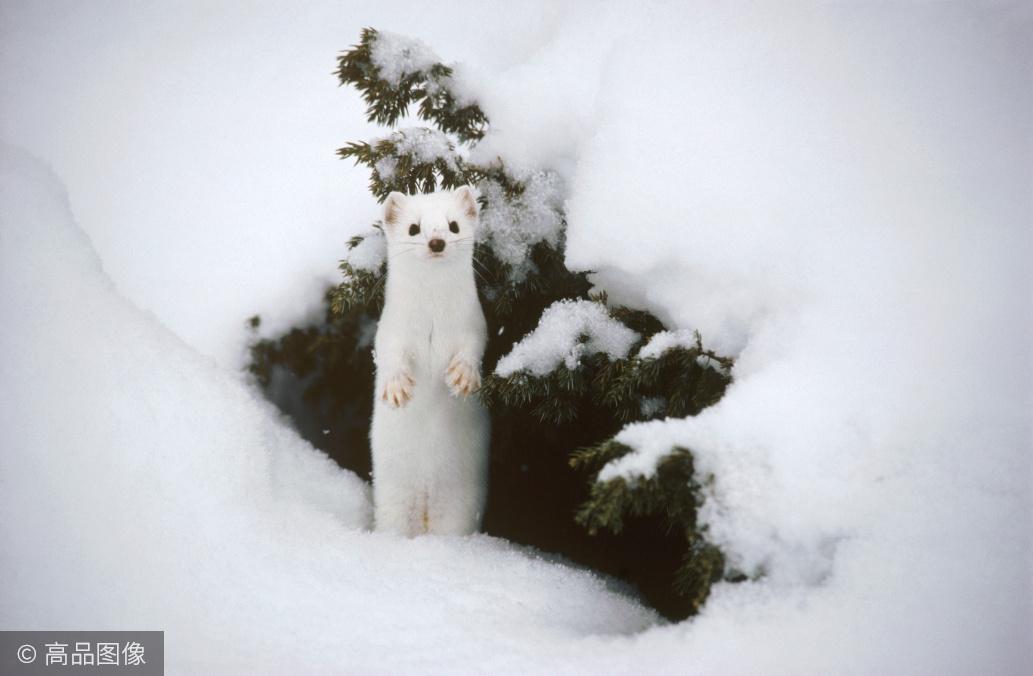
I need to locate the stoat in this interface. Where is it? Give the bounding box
[369,186,490,536]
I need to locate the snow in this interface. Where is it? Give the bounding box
[566,4,1032,673]
[495,300,640,377]
[637,329,697,360]
[0,3,383,366]
[0,144,656,672]
[369,29,441,85]
[384,126,459,169]
[478,169,565,278]
[373,155,398,181]
[638,397,665,419]
[343,226,386,272]
[636,330,729,375]
[2,1,1031,674]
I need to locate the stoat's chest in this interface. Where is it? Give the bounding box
[407,313,447,365]
[381,285,475,368]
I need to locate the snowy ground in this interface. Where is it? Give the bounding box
[2,2,1030,674]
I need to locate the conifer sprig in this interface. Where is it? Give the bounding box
[337,130,468,201]
[336,28,487,142]
[571,443,726,613]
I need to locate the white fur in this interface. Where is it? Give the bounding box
[370,186,490,536]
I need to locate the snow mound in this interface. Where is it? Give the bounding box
[539,4,1031,673]
[0,145,657,672]
[495,300,639,377]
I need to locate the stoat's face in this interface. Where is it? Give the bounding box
[382,186,479,267]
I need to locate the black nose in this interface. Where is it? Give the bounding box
[428,239,445,253]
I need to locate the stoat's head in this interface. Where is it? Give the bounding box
[382,186,479,269]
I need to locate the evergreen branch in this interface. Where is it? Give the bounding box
[337,128,470,201]
[336,28,486,142]
[573,443,726,609]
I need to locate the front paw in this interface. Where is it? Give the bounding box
[380,369,415,408]
[445,356,481,397]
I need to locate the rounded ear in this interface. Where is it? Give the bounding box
[384,191,407,227]
[454,185,479,219]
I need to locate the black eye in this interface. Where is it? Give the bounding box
[408,223,420,236]
[449,221,459,233]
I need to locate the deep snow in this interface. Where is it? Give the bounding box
[2,1,1031,674]
[0,144,656,673]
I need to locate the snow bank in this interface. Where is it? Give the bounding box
[495,300,639,377]
[0,146,656,672]
[535,4,1031,674]
[467,3,1031,672]
[0,3,384,366]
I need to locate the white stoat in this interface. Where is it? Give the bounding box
[369,186,490,536]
